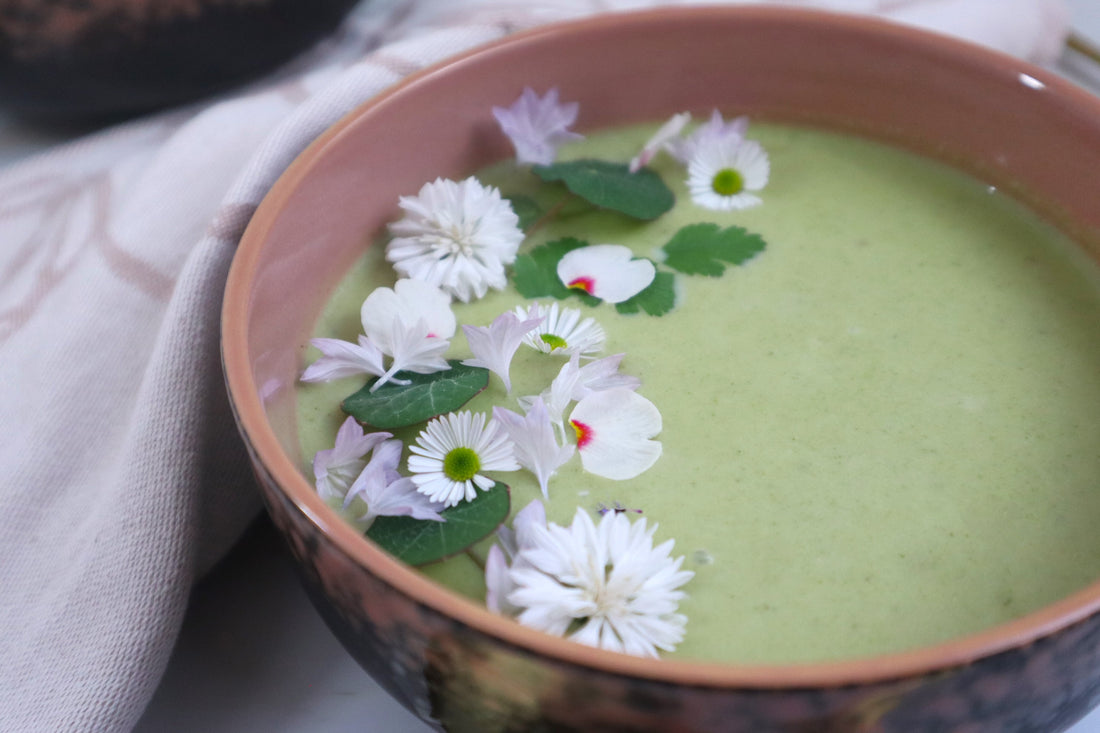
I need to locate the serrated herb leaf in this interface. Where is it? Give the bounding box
[342,361,489,429]
[661,223,767,277]
[533,159,674,220]
[366,482,510,565]
[615,270,677,316]
[505,194,542,231]
[511,237,588,299]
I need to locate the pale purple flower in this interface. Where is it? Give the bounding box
[345,437,445,524]
[312,416,391,502]
[492,87,583,166]
[667,109,750,165]
[301,335,385,383]
[461,308,543,393]
[493,398,575,499]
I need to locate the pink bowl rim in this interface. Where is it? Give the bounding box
[223,5,1100,689]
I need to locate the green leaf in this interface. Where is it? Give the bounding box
[505,194,542,231]
[342,361,489,429]
[615,270,677,316]
[532,159,674,220]
[366,482,510,565]
[661,223,767,277]
[511,237,588,299]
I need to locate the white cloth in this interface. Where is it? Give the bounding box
[0,0,1068,730]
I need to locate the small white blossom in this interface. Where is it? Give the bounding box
[461,308,543,393]
[515,302,605,357]
[687,137,770,211]
[300,335,385,383]
[493,398,575,499]
[485,499,546,615]
[343,437,446,525]
[629,111,691,172]
[360,279,455,391]
[667,109,749,165]
[520,353,641,437]
[407,411,520,507]
[387,177,524,302]
[312,416,392,502]
[492,87,583,166]
[500,503,694,658]
[557,244,656,304]
[569,387,662,480]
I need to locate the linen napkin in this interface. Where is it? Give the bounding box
[0,0,1069,730]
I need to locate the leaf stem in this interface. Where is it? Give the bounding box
[465,547,486,571]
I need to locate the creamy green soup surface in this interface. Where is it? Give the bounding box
[297,122,1100,665]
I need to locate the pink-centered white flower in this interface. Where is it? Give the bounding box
[569,387,662,480]
[485,499,546,616]
[461,308,543,393]
[312,416,392,502]
[515,302,605,357]
[343,436,446,525]
[493,398,575,499]
[520,353,641,436]
[300,334,385,383]
[387,177,524,302]
[492,87,583,166]
[667,109,750,165]
[687,137,770,212]
[557,244,656,304]
[504,505,693,657]
[629,111,691,173]
[407,411,520,507]
[359,278,455,391]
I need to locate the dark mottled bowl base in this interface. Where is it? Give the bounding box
[0,0,360,123]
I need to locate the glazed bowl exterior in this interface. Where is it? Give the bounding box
[222,8,1100,731]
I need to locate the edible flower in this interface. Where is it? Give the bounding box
[461,308,544,393]
[667,109,750,165]
[312,416,392,502]
[498,502,694,658]
[493,398,575,499]
[485,499,546,615]
[515,302,606,357]
[387,177,524,302]
[300,335,385,384]
[407,410,519,507]
[343,436,446,525]
[520,353,641,436]
[556,244,656,304]
[687,137,770,211]
[492,87,583,166]
[359,278,456,391]
[629,111,691,172]
[568,387,662,480]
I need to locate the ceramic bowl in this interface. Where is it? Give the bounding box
[222,8,1100,731]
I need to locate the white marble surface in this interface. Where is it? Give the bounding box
[4,3,1100,731]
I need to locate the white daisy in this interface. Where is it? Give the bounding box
[493,398,575,499]
[461,308,543,393]
[686,137,770,211]
[505,505,694,658]
[556,244,656,304]
[343,437,446,525]
[407,411,520,507]
[515,302,606,357]
[300,335,385,383]
[569,387,662,480]
[629,111,691,173]
[312,416,392,502]
[360,278,455,391]
[387,177,524,302]
[492,87,583,166]
[667,109,749,165]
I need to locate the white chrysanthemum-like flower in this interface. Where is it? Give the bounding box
[501,503,694,658]
[569,387,662,480]
[407,411,520,507]
[461,308,543,393]
[556,244,656,304]
[312,416,392,502]
[359,278,456,391]
[387,177,524,302]
[687,137,770,211]
[492,87,583,166]
[629,111,691,173]
[667,109,749,165]
[485,499,546,616]
[515,302,606,357]
[493,398,575,499]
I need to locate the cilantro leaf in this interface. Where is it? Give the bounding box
[533,159,674,220]
[615,270,677,316]
[661,223,767,277]
[511,237,588,299]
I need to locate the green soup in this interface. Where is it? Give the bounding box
[297,122,1100,664]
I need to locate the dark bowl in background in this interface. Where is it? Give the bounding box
[0,0,361,122]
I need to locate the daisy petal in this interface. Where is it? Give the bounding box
[515,302,605,357]
[687,137,770,212]
[568,388,662,480]
[556,244,656,304]
[492,87,583,166]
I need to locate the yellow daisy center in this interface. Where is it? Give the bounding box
[443,447,480,482]
[711,167,744,196]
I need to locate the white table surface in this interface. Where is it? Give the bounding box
[3,3,1100,731]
